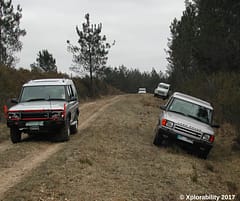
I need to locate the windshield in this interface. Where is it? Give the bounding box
[159,84,169,90]
[168,98,212,124]
[20,86,66,102]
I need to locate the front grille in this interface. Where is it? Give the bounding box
[158,91,164,95]
[175,124,202,138]
[21,112,49,119]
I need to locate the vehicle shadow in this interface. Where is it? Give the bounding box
[159,139,208,160]
[21,133,59,143]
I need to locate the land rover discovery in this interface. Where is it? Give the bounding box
[153,92,219,159]
[5,79,79,143]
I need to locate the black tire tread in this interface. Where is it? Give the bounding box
[10,128,21,143]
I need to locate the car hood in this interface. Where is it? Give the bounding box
[9,101,66,111]
[164,111,214,135]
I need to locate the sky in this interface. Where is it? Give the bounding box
[13,0,185,75]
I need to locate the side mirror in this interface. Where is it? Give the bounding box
[160,105,166,110]
[11,98,18,104]
[70,97,77,101]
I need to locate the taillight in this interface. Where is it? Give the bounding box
[209,135,215,143]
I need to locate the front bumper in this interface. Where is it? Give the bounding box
[154,91,168,98]
[7,120,65,133]
[157,126,213,150]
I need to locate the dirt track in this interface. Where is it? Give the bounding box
[0,95,121,199]
[0,94,239,201]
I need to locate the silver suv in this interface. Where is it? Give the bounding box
[153,92,219,159]
[6,79,79,143]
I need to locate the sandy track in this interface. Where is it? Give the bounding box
[0,141,11,153]
[0,95,121,198]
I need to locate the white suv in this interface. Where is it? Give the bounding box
[6,79,79,143]
[153,92,219,159]
[154,82,170,99]
[138,88,147,94]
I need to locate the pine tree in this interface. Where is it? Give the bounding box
[67,13,113,95]
[31,49,57,72]
[167,2,198,80]
[0,0,26,67]
[194,0,240,72]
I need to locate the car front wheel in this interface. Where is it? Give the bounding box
[153,129,163,146]
[10,128,21,143]
[57,118,70,142]
[199,147,211,159]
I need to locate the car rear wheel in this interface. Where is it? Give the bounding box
[10,128,21,143]
[70,115,78,134]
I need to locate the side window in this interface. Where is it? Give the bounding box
[71,83,77,98]
[66,85,73,98]
[165,97,174,110]
[70,86,74,97]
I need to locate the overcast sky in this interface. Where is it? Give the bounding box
[13,0,185,75]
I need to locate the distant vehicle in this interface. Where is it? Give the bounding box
[154,82,170,99]
[153,92,219,159]
[138,88,147,94]
[5,79,79,143]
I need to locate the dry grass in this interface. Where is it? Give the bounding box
[1,94,240,201]
[0,123,9,142]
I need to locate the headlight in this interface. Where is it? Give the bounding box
[50,111,64,120]
[202,134,214,143]
[161,119,174,128]
[8,112,21,120]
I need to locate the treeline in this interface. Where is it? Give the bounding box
[167,0,240,77]
[101,66,166,93]
[167,1,240,137]
[0,64,165,120]
[0,65,119,119]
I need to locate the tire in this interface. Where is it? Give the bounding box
[199,147,211,159]
[153,129,163,146]
[70,115,78,135]
[10,128,21,143]
[57,118,70,142]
